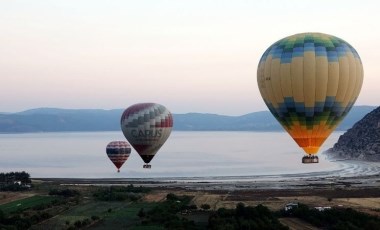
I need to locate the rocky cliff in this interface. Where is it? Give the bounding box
[326,106,380,161]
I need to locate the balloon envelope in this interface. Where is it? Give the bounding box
[106,141,131,172]
[257,32,363,155]
[120,103,173,164]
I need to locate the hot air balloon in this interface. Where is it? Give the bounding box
[257,32,363,163]
[120,103,173,168]
[106,141,131,172]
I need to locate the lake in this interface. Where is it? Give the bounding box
[1,131,362,179]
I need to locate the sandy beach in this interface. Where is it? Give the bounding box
[33,160,380,191]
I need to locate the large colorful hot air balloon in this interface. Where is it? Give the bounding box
[120,103,173,168]
[257,32,363,163]
[106,141,131,172]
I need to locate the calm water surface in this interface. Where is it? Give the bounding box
[0,131,345,178]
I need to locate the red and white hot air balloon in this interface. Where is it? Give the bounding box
[120,103,173,168]
[106,141,131,172]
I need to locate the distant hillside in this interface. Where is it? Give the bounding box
[325,106,380,161]
[174,111,281,131]
[0,106,376,133]
[0,108,123,133]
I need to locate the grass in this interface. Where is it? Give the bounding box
[0,195,56,214]
[31,200,127,230]
[90,202,159,230]
[32,200,160,230]
[182,211,210,226]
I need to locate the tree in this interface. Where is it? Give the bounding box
[0,210,5,222]
[74,220,82,228]
[138,208,146,218]
[166,193,179,201]
[201,204,211,210]
[236,202,245,216]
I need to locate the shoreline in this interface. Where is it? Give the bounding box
[32,160,380,191]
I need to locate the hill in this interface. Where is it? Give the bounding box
[325,106,380,161]
[0,106,376,133]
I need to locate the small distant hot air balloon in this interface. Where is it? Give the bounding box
[257,32,363,163]
[120,103,173,168]
[106,141,131,172]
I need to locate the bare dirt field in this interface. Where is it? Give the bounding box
[30,176,380,216]
[137,186,380,217]
[3,185,377,218]
[141,190,169,202]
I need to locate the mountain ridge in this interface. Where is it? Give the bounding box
[325,106,380,161]
[0,106,376,133]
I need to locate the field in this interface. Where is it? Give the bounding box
[0,195,56,214]
[0,191,35,205]
[29,196,160,230]
[1,177,380,229]
[132,187,380,216]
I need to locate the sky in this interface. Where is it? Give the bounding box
[0,0,379,115]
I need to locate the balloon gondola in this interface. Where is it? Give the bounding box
[143,164,152,169]
[257,33,363,163]
[302,155,319,164]
[106,141,131,172]
[120,103,173,168]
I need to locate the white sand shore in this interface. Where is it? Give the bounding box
[34,160,380,191]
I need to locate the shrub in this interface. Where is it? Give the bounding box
[74,220,82,228]
[201,204,211,210]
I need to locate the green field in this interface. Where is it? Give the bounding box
[91,202,161,230]
[0,195,56,214]
[31,200,160,230]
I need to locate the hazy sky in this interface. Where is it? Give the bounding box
[1,0,379,115]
